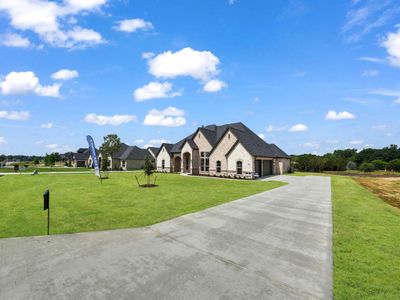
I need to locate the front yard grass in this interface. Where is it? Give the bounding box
[332,176,400,299]
[0,173,285,238]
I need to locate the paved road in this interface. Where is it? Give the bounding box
[0,175,332,300]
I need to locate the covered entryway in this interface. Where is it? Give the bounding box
[174,157,181,172]
[255,159,273,177]
[182,152,191,173]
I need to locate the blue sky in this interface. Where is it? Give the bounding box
[0,0,399,155]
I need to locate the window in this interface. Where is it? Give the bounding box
[200,152,209,171]
[216,161,221,173]
[162,159,165,169]
[236,161,242,174]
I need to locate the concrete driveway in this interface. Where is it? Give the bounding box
[0,175,332,300]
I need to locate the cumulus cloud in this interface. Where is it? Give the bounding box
[0,0,106,49]
[40,122,53,128]
[133,81,181,102]
[288,124,308,132]
[0,110,30,120]
[144,139,169,148]
[135,139,144,144]
[0,71,60,97]
[325,110,355,120]
[381,28,400,67]
[257,133,265,140]
[0,136,7,145]
[51,69,78,81]
[143,107,186,127]
[147,47,220,82]
[1,33,30,48]
[114,18,153,32]
[46,143,58,149]
[203,79,227,92]
[142,52,155,59]
[84,113,137,126]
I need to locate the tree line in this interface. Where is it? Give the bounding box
[292,144,400,173]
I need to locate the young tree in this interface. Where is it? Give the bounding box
[143,157,155,186]
[33,157,40,166]
[44,153,56,167]
[99,134,121,170]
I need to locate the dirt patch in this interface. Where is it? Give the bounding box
[354,177,400,209]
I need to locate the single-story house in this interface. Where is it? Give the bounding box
[97,143,158,171]
[156,122,290,178]
[72,148,91,167]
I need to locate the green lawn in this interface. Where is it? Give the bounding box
[0,167,89,173]
[0,173,285,238]
[292,172,400,299]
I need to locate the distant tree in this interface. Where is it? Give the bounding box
[371,160,387,171]
[387,159,400,172]
[44,153,56,167]
[99,134,121,170]
[33,157,40,166]
[143,157,155,185]
[359,162,374,172]
[346,161,357,170]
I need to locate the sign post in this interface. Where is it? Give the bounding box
[44,189,50,235]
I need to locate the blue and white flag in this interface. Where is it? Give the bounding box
[86,135,100,177]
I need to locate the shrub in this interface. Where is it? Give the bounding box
[371,159,387,170]
[359,162,375,172]
[387,159,400,172]
[346,161,357,170]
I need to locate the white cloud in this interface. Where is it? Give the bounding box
[288,124,308,132]
[257,133,265,140]
[362,69,379,76]
[266,125,287,132]
[0,110,30,120]
[325,110,355,120]
[0,0,106,49]
[40,122,53,129]
[349,140,363,145]
[203,79,227,92]
[303,142,320,149]
[143,107,186,127]
[0,136,7,145]
[142,52,155,59]
[253,96,259,102]
[144,139,169,148]
[133,81,181,102]
[51,69,78,81]
[381,28,400,67]
[229,0,236,4]
[35,140,44,145]
[115,18,153,32]
[84,113,137,126]
[0,71,60,97]
[325,139,339,144]
[135,139,144,144]
[1,33,30,48]
[147,47,220,82]
[46,143,58,149]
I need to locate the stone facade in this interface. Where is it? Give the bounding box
[156,146,172,172]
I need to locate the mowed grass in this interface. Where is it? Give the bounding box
[0,173,285,238]
[0,167,88,173]
[332,176,400,299]
[354,177,400,209]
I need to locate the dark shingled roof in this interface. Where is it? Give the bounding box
[111,143,130,159]
[147,147,160,157]
[74,148,91,161]
[166,122,289,159]
[156,143,174,156]
[118,146,153,160]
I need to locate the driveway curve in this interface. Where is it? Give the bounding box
[0,175,332,300]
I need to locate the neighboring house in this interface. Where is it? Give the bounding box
[72,148,91,167]
[98,143,156,171]
[156,122,290,178]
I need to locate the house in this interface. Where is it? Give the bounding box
[97,143,157,171]
[72,148,91,167]
[156,122,290,178]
